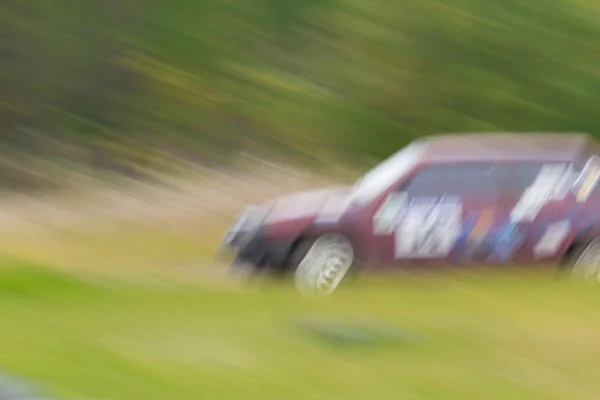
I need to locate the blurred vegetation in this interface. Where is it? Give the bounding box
[4,0,600,185]
[1,262,600,399]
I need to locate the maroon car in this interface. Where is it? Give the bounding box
[221,133,600,295]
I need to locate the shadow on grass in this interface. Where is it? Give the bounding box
[291,315,424,349]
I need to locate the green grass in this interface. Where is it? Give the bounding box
[0,222,222,266]
[1,260,600,400]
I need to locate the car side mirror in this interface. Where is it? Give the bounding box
[373,191,407,235]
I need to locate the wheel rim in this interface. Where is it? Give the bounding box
[573,240,600,283]
[294,234,354,295]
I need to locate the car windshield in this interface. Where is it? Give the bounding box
[350,141,428,205]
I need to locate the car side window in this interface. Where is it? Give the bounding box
[509,163,547,191]
[400,163,505,198]
[509,162,578,192]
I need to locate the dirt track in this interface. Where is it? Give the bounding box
[0,160,339,233]
[0,160,346,282]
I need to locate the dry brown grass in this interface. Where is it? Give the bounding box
[0,157,349,277]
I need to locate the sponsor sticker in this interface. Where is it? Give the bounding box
[533,220,571,257]
[572,155,600,202]
[393,196,462,259]
[511,164,575,222]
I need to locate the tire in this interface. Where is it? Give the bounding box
[569,238,600,283]
[289,233,355,296]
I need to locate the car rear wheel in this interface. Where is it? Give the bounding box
[570,238,600,283]
[291,234,355,296]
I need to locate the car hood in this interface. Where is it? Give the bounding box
[264,185,354,224]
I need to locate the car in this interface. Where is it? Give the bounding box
[220,132,600,295]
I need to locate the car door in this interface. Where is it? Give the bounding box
[503,161,584,264]
[370,162,508,266]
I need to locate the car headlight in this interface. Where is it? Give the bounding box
[223,204,271,247]
[223,213,247,245]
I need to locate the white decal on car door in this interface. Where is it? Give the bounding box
[533,220,571,257]
[511,164,575,223]
[394,197,462,258]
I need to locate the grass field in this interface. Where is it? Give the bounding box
[1,258,600,400]
[0,166,599,400]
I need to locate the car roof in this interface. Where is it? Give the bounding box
[419,132,592,164]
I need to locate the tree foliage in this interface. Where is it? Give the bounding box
[4,0,600,168]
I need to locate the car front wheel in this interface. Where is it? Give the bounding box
[291,234,355,296]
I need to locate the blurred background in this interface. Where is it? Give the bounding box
[6,0,600,177]
[3,0,600,399]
